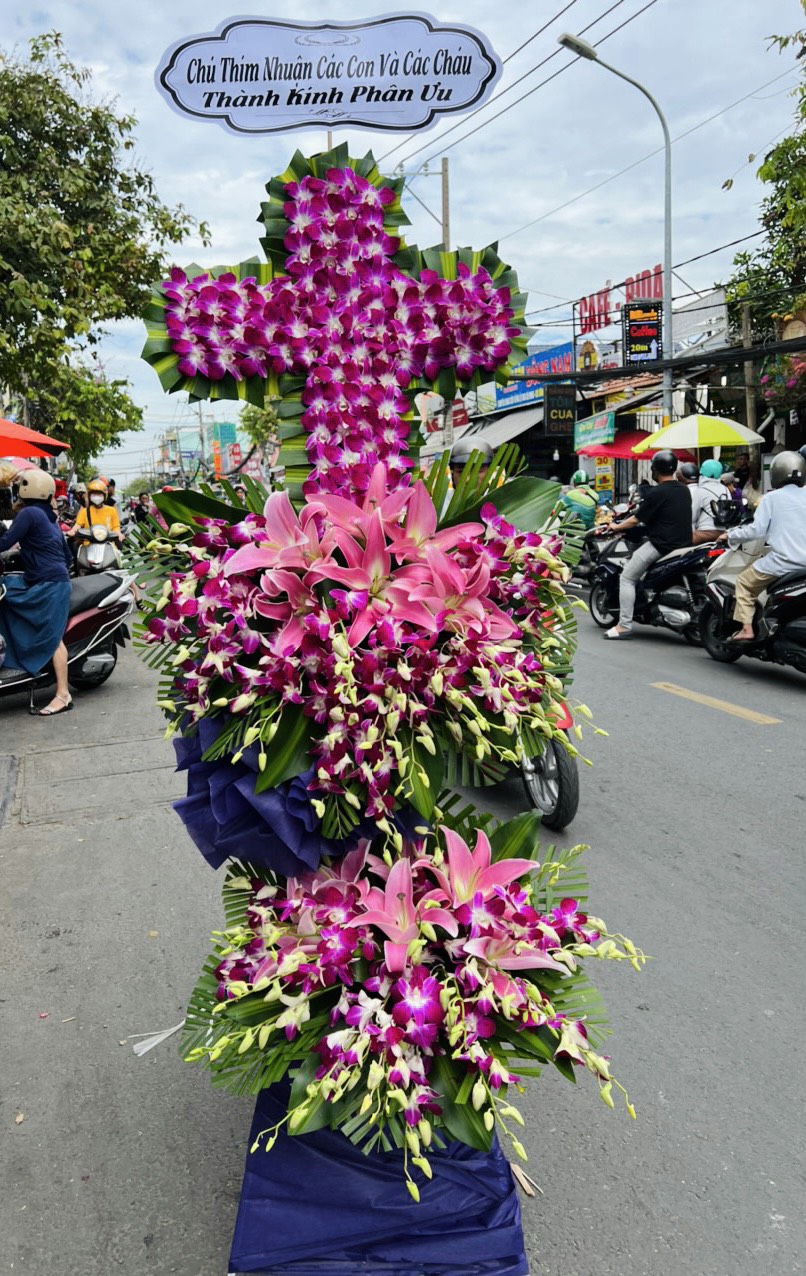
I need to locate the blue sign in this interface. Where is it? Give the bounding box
[495,343,574,410]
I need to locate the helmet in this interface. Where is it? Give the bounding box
[677,462,699,482]
[73,482,87,494]
[700,459,723,480]
[87,479,108,495]
[650,449,678,477]
[571,469,590,487]
[450,437,494,468]
[769,450,806,489]
[17,469,56,501]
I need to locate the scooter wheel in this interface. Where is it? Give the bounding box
[521,738,580,831]
[589,581,618,629]
[699,603,742,663]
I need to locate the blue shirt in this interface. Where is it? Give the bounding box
[0,502,72,585]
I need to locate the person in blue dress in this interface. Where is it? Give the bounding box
[0,468,74,715]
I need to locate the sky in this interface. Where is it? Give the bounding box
[7,0,804,481]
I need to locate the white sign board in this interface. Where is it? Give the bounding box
[156,13,501,135]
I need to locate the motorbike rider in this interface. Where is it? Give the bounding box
[677,458,725,544]
[717,450,806,642]
[0,469,73,715]
[69,478,122,542]
[555,469,598,529]
[603,449,692,640]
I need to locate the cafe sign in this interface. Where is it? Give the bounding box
[156,14,502,134]
[573,410,616,451]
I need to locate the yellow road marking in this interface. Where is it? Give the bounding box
[651,682,782,725]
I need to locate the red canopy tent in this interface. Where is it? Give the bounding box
[576,428,695,463]
[0,418,70,459]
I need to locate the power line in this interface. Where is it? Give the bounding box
[524,230,768,317]
[385,0,654,172]
[377,0,589,165]
[498,65,798,243]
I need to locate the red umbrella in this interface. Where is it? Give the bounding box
[576,429,696,463]
[0,418,70,459]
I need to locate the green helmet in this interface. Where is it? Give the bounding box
[571,469,590,486]
[700,459,723,480]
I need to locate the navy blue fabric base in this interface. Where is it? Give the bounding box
[229,1084,528,1275]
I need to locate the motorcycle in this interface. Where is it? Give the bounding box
[0,569,136,712]
[699,508,806,674]
[520,700,580,831]
[74,523,122,574]
[589,527,712,643]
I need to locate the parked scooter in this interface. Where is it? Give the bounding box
[699,506,806,673]
[74,523,122,574]
[0,569,136,712]
[589,528,713,643]
[520,700,580,831]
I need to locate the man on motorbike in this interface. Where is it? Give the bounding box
[0,469,73,714]
[603,449,692,639]
[718,450,806,642]
[555,469,598,529]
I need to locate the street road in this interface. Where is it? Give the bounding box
[1,616,803,1275]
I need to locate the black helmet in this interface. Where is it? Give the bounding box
[450,437,493,468]
[769,450,806,489]
[651,449,678,477]
[677,462,699,483]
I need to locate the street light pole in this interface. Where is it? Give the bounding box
[558,34,674,424]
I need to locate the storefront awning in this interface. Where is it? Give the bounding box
[576,428,695,462]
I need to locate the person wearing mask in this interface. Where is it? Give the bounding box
[70,482,88,513]
[718,450,806,642]
[0,469,73,714]
[555,469,598,530]
[105,478,118,507]
[603,449,692,640]
[69,479,122,540]
[132,490,153,525]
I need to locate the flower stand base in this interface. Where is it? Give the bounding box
[228,1084,528,1275]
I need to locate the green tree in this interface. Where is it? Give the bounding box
[239,400,281,453]
[724,12,806,336]
[0,31,208,452]
[19,357,144,469]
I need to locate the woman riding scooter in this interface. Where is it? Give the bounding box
[68,478,122,570]
[0,469,73,715]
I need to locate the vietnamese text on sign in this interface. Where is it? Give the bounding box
[156,14,502,134]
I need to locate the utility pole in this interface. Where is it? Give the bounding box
[326,130,333,151]
[741,302,757,433]
[441,157,450,250]
[197,401,207,469]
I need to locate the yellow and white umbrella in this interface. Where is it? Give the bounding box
[631,414,765,454]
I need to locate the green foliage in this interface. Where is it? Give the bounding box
[724,13,806,335]
[0,31,206,443]
[19,357,143,468]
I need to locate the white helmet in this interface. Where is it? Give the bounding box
[17,469,56,501]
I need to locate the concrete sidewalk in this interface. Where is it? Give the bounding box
[1,647,248,1274]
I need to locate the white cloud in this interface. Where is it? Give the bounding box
[9,0,800,474]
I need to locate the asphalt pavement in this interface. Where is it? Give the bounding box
[1,614,803,1276]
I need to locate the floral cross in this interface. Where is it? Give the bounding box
[142,144,531,500]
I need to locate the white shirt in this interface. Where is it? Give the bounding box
[689,478,725,531]
[727,484,806,576]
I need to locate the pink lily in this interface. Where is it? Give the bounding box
[387,479,483,561]
[461,933,568,974]
[407,546,520,639]
[224,491,326,576]
[346,857,457,972]
[425,828,535,908]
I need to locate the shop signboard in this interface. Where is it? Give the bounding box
[495,342,573,410]
[544,384,576,436]
[573,411,615,451]
[156,15,501,136]
[623,301,663,364]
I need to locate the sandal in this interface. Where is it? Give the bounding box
[38,694,73,717]
[604,627,632,640]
